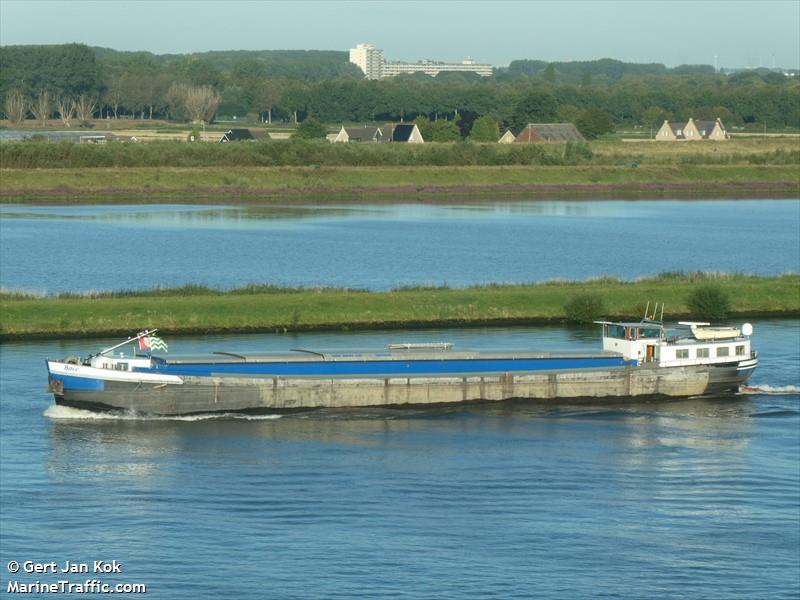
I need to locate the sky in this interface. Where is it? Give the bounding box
[1,0,798,69]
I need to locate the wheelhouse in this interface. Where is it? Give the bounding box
[596,317,755,368]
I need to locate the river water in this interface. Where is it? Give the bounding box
[1,199,798,293]
[1,199,799,598]
[1,322,799,598]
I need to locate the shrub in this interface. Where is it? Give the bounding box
[468,116,500,143]
[563,141,593,163]
[564,293,606,323]
[292,117,328,140]
[687,284,731,321]
[428,119,462,142]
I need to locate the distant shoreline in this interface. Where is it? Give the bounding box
[2,166,798,204]
[3,274,797,341]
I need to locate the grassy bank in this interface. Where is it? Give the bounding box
[2,137,797,202]
[1,164,798,203]
[2,274,797,340]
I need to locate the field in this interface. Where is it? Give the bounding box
[2,273,797,339]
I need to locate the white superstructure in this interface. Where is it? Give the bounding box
[597,319,757,374]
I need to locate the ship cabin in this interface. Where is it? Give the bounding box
[598,320,665,364]
[597,319,755,368]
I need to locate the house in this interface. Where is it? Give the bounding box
[498,129,516,144]
[332,123,424,143]
[655,119,698,141]
[695,119,728,140]
[332,126,385,143]
[385,123,424,143]
[219,128,256,143]
[655,118,728,141]
[513,123,585,144]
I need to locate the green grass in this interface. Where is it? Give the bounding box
[2,273,797,339]
[1,164,797,203]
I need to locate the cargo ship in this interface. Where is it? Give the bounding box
[46,316,758,416]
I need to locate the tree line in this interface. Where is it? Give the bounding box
[1,44,798,135]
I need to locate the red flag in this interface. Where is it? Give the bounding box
[138,335,151,351]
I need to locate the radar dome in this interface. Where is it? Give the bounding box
[742,323,753,336]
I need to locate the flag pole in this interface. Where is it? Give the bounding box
[98,329,158,357]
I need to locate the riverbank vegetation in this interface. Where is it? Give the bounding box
[3,136,799,170]
[2,273,796,339]
[2,137,798,202]
[1,165,795,203]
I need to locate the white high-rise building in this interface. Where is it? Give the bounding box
[349,43,493,79]
[349,43,384,80]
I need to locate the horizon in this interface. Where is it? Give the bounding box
[0,0,798,71]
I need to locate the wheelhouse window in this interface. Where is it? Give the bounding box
[735,345,745,356]
[639,327,661,339]
[676,349,689,359]
[717,347,730,357]
[696,348,709,358]
[605,325,627,339]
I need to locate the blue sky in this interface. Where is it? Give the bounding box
[1,0,798,69]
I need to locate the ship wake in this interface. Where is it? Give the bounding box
[44,405,283,421]
[740,384,800,395]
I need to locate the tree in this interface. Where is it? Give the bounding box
[512,89,558,129]
[30,90,51,127]
[219,84,249,118]
[74,94,97,123]
[56,96,75,127]
[119,73,148,119]
[164,82,189,121]
[184,85,221,123]
[710,105,735,125]
[542,63,556,84]
[0,44,101,100]
[103,76,123,119]
[413,115,432,140]
[281,82,308,124]
[642,105,666,129]
[557,104,581,124]
[468,115,499,142]
[5,89,27,124]
[143,73,172,120]
[429,119,461,142]
[292,116,327,139]
[4,43,800,130]
[181,57,223,88]
[575,107,614,139]
[253,78,284,124]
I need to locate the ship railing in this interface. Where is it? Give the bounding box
[388,342,453,351]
